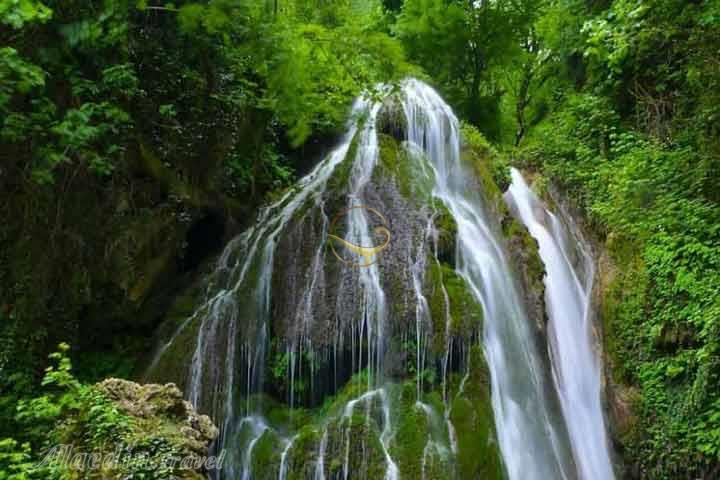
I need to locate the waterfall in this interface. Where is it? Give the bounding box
[180,96,366,478]
[147,78,617,479]
[399,79,574,480]
[506,168,615,480]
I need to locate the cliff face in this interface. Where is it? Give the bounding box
[592,238,641,479]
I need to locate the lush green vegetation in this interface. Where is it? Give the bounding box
[510,2,720,477]
[0,343,138,479]
[2,0,720,478]
[2,343,218,479]
[1,0,409,454]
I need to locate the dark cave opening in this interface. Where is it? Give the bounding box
[182,210,226,273]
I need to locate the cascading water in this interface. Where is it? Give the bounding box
[400,80,575,480]
[146,78,616,479]
[506,169,615,480]
[178,101,365,478]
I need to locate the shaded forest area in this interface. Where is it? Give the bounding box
[1,0,719,478]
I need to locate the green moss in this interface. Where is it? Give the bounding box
[374,134,435,202]
[276,375,403,478]
[426,260,484,355]
[431,199,458,266]
[460,123,511,206]
[445,272,483,333]
[324,414,386,480]
[421,444,451,480]
[501,216,545,294]
[450,345,504,480]
[601,234,648,386]
[285,425,321,480]
[529,174,551,202]
[250,429,283,480]
[314,370,372,420]
[390,382,432,479]
[143,312,203,388]
[325,130,361,197]
[390,380,454,480]
[264,399,312,432]
[49,379,221,480]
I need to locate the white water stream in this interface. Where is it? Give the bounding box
[507,168,615,480]
[399,79,574,480]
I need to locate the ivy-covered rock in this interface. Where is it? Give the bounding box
[93,379,219,478]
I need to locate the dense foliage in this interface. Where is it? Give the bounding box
[1,344,130,479]
[512,1,720,477]
[2,0,719,478]
[0,0,406,428]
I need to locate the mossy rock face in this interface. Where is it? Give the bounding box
[139,113,514,479]
[594,233,644,472]
[431,199,458,267]
[142,272,210,388]
[391,391,431,478]
[374,133,435,202]
[377,96,408,142]
[277,382,393,480]
[322,415,387,480]
[459,125,548,340]
[461,154,504,210]
[425,260,484,356]
[450,346,504,480]
[249,429,284,480]
[500,214,546,335]
[260,132,444,401]
[459,123,510,199]
[390,382,453,480]
[284,426,321,480]
[325,130,360,201]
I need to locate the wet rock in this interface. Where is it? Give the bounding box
[431,199,457,267]
[377,96,407,141]
[97,378,218,458]
[502,214,547,335]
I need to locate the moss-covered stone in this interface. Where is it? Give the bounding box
[66,379,220,480]
[250,429,284,480]
[431,199,458,266]
[390,382,436,479]
[425,260,484,355]
[374,134,434,202]
[449,346,504,480]
[325,130,361,198]
[595,233,644,461]
[135,101,517,480]
[499,208,547,337]
[460,123,510,211]
[142,273,210,387]
[323,414,387,480]
[284,425,321,480]
[315,371,373,420]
